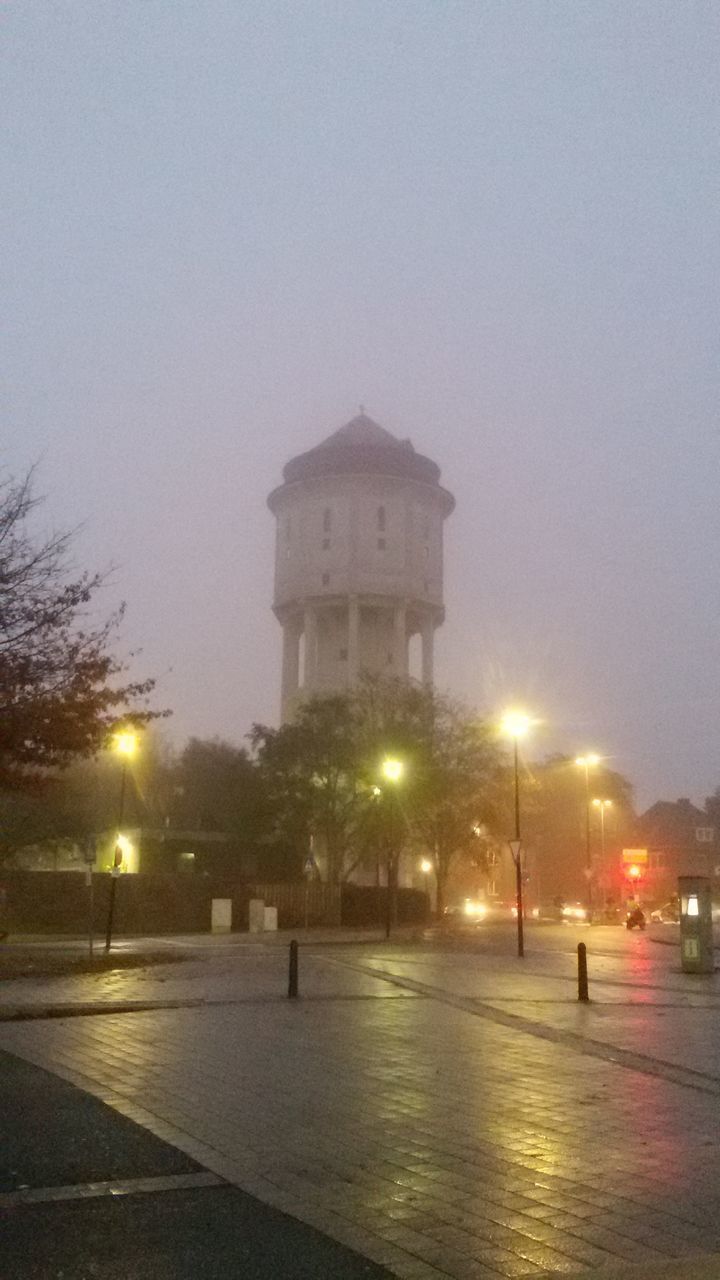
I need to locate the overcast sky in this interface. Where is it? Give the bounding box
[4,2,719,809]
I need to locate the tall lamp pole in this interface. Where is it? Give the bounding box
[381,757,404,939]
[592,798,613,915]
[575,754,599,920]
[501,712,532,959]
[105,730,138,953]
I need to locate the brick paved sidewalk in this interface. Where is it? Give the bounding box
[2,936,720,1279]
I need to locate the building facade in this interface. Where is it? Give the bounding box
[268,413,455,720]
[635,798,717,902]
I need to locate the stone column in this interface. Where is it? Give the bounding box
[303,605,318,693]
[281,617,301,719]
[347,596,360,688]
[421,615,435,687]
[393,603,408,677]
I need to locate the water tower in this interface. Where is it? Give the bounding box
[268,413,455,720]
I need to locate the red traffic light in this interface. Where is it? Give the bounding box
[627,864,642,880]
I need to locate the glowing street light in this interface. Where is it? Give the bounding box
[381,757,404,784]
[575,753,601,918]
[500,711,532,740]
[113,730,138,759]
[500,710,534,959]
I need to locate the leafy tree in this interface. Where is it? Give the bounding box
[412,703,503,917]
[252,678,505,905]
[0,469,163,786]
[353,678,504,914]
[169,738,269,844]
[250,695,368,883]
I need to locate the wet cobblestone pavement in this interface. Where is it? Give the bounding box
[1,925,719,1278]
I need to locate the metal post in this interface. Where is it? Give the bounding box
[104,876,117,953]
[385,791,398,939]
[385,851,393,939]
[577,941,589,1001]
[87,870,94,960]
[584,764,593,921]
[104,759,127,953]
[514,738,524,959]
[599,804,607,915]
[288,939,299,998]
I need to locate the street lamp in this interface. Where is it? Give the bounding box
[575,753,600,919]
[500,711,532,958]
[105,729,138,952]
[381,757,404,938]
[420,857,435,918]
[592,798,613,914]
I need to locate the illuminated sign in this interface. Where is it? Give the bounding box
[622,848,648,865]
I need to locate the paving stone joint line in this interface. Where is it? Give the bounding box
[328,956,720,1097]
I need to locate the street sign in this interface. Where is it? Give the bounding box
[83,837,96,865]
[508,839,521,863]
[303,855,316,876]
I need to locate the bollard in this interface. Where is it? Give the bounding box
[577,941,589,1002]
[288,939,299,998]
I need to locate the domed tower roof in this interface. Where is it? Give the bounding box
[322,412,400,449]
[276,412,454,510]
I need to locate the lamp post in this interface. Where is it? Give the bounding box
[381,757,404,939]
[105,730,138,953]
[575,754,600,920]
[592,798,613,915]
[500,712,532,958]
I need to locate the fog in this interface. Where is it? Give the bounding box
[4,2,719,809]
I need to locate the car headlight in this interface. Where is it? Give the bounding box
[463,900,486,918]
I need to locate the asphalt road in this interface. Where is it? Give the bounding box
[0,1049,392,1279]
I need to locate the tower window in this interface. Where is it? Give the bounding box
[323,507,331,533]
[322,538,330,550]
[377,538,386,550]
[423,545,429,560]
[322,573,330,587]
[377,505,386,532]
[339,648,348,661]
